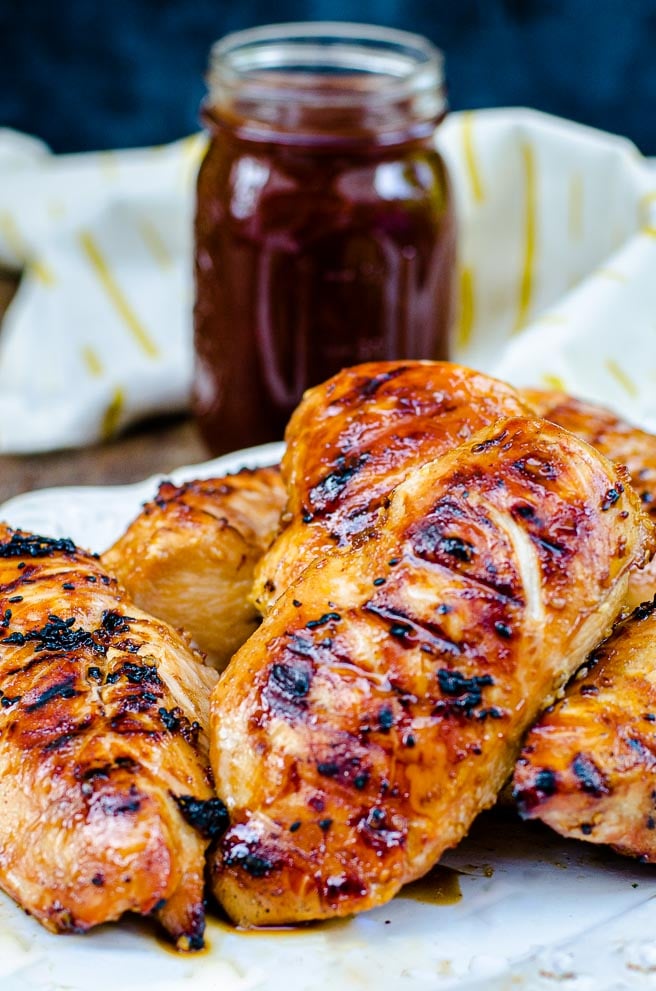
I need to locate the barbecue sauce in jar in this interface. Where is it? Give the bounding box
[194,23,456,453]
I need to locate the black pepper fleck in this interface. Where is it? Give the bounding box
[601,485,623,511]
[317,761,340,777]
[494,621,512,639]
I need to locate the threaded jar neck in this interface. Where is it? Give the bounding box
[206,22,446,147]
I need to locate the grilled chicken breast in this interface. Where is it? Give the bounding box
[523,389,656,607]
[253,361,530,614]
[0,526,222,948]
[514,596,656,861]
[211,416,652,926]
[103,468,286,669]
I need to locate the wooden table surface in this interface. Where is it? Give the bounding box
[0,274,211,506]
[0,416,211,506]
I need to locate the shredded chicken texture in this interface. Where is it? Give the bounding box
[210,415,652,926]
[514,596,656,861]
[0,526,221,948]
[522,388,656,607]
[103,467,286,669]
[254,361,531,614]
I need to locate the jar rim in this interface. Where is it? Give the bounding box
[208,21,445,111]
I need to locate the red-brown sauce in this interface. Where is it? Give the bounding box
[193,99,456,453]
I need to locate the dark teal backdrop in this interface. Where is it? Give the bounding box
[1,1,655,153]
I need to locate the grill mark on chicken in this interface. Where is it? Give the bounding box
[213,412,652,926]
[407,494,528,604]
[333,365,411,407]
[571,753,610,797]
[307,453,371,518]
[253,362,532,615]
[521,388,656,607]
[363,600,462,658]
[24,674,79,712]
[43,722,93,752]
[262,654,315,722]
[0,525,219,949]
[514,594,656,862]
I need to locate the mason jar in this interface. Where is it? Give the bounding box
[194,22,456,453]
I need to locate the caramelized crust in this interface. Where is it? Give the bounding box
[522,389,656,607]
[514,597,656,861]
[0,526,221,948]
[103,468,286,669]
[211,416,652,926]
[254,361,530,613]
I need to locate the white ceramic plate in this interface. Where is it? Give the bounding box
[1,444,656,991]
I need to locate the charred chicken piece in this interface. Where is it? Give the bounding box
[523,389,656,607]
[103,467,286,670]
[253,361,530,614]
[514,596,656,861]
[0,526,221,948]
[211,416,652,926]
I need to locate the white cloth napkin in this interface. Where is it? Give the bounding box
[0,109,654,454]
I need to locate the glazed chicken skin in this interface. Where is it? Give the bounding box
[0,526,223,949]
[514,596,656,861]
[103,467,286,669]
[523,389,656,608]
[211,415,652,927]
[253,361,531,614]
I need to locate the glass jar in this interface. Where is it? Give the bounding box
[193,22,456,454]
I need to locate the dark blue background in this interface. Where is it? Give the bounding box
[2,1,655,154]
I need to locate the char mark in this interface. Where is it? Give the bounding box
[632,596,656,622]
[223,838,276,878]
[97,785,143,815]
[271,660,312,697]
[357,806,405,856]
[471,429,508,454]
[434,668,494,717]
[173,794,230,839]
[262,654,314,722]
[410,517,479,569]
[99,610,134,636]
[158,706,201,745]
[358,366,409,398]
[571,753,610,797]
[306,612,341,629]
[364,601,461,657]
[531,535,566,557]
[513,766,558,815]
[308,453,370,515]
[25,674,79,712]
[117,661,161,686]
[43,716,93,751]
[0,531,78,559]
[1,615,106,656]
